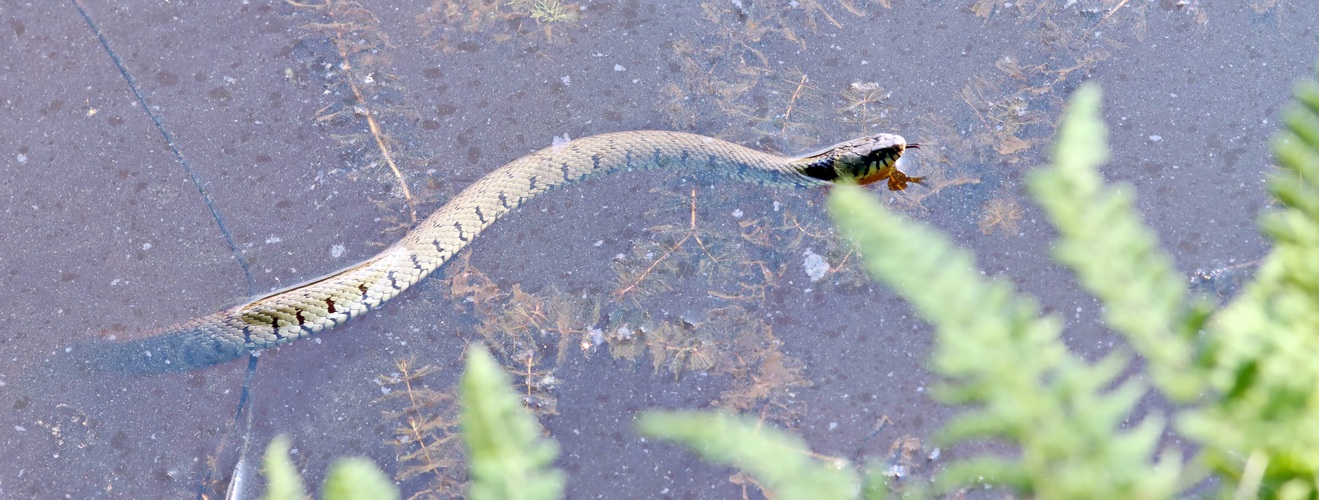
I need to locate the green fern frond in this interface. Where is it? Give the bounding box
[323,458,400,500]
[460,343,565,500]
[636,411,859,500]
[262,436,307,500]
[1028,84,1206,402]
[826,82,1202,498]
[828,180,1181,498]
[1180,63,1319,497]
[260,435,399,500]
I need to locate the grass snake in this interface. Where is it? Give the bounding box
[87,130,917,375]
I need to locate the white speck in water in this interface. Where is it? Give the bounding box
[1149,135,1163,142]
[561,75,571,86]
[772,201,781,211]
[552,134,571,152]
[110,279,121,286]
[732,208,743,218]
[266,236,282,244]
[330,244,346,258]
[16,154,26,164]
[802,249,830,282]
[141,243,152,250]
[613,64,626,71]
[15,425,25,432]
[828,422,837,430]
[886,464,906,478]
[593,240,604,247]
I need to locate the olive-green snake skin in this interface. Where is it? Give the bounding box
[89,130,916,375]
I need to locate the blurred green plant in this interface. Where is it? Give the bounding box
[822,67,1319,497]
[460,343,565,500]
[636,411,877,500]
[828,84,1184,498]
[261,435,399,500]
[1180,64,1319,497]
[259,344,563,500]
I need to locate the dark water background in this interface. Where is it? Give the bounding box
[1,0,1315,498]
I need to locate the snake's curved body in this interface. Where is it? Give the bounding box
[90,130,914,374]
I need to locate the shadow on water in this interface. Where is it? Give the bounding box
[0,0,1312,498]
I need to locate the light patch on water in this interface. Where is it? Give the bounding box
[802,249,830,282]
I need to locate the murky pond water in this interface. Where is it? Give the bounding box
[1,0,1315,498]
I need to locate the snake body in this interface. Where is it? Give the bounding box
[89,130,914,374]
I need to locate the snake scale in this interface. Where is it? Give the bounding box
[88,130,917,375]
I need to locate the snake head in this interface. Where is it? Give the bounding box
[794,133,924,191]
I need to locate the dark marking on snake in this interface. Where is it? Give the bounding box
[325,298,336,314]
[358,283,369,295]
[475,206,487,224]
[798,162,838,182]
[455,221,468,242]
[560,162,571,181]
[528,175,539,192]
